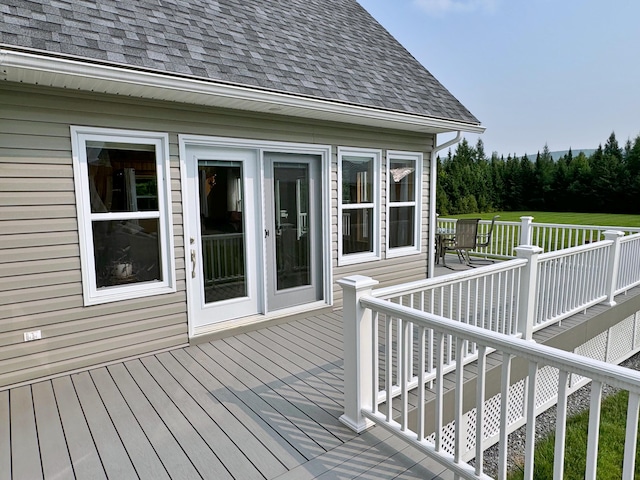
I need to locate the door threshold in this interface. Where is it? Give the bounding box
[189,301,331,345]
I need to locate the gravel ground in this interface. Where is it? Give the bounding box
[475,351,640,478]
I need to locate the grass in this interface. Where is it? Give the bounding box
[508,390,640,479]
[441,211,640,228]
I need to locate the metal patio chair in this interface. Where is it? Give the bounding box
[442,218,480,267]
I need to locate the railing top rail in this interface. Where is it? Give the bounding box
[372,258,527,300]
[537,238,613,261]
[620,231,640,243]
[361,295,640,393]
[531,221,640,232]
[438,218,521,226]
[440,217,640,232]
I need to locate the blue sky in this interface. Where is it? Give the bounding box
[357,0,640,157]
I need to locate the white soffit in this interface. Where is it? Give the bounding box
[0,49,485,135]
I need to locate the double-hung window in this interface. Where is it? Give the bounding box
[71,127,175,305]
[338,147,381,265]
[386,151,422,257]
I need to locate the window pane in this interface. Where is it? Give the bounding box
[86,141,158,213]
[274,162,311,290]
[342,208,373,254]
[92,219,162,288]
[342,156,373,204]
[198,161,247,303]
[389,206,415,248]
[389,160,415,203]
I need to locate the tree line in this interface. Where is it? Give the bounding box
[436,132,640,215]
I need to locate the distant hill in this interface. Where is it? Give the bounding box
[526,149,596,161]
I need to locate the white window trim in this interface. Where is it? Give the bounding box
[386,150,422,258]
[337,147,381,266]
[71,126,176,306]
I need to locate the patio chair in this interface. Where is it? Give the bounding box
[471,215,500,265]
[476,215,500,249]
[442,218,480,267]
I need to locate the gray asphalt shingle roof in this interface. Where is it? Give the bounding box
[0,0,480,125]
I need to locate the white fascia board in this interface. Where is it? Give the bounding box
[0,49,485,135]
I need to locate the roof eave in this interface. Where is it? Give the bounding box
[0,49,485,135]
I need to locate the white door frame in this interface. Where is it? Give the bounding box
[179,135,333,338]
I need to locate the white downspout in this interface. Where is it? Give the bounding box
[427,131,462,278]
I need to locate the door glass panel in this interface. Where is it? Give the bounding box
[274,162,311,290]
[198,160,246,303]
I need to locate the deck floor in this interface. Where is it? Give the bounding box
[0,311,453,480]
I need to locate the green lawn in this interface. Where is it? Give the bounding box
[508,390,640,479]
[441,211,640,228]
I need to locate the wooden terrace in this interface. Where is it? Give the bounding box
[0,308,455,480]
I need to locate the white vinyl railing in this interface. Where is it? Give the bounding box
[339,225,640,479]
[534,240,611,331]
[617,232,640,295]
[437,216,640,259]
[340,284,640,479]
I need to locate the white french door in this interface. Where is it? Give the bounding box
[184,146,262,328]
[183,143,325,333]
[264,153,323,310]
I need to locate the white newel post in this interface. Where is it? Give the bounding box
[604,230,624,306]
[338,275,378,433]
[519,216,534,246]
[515,245,543,340]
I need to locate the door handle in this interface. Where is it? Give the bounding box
[191,249,197,278]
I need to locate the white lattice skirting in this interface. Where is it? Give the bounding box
[428,310,640,461]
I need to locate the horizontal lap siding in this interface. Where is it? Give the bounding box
[0,83,433,387]
[0,85,190,388]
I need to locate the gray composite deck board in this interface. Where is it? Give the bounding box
[123,359,234,479]
[88,368,171,480]
[31,382,74,480]
[219,336,352,442]
[72,371,139,479]
[200,341,345,452]
[170,347,306,471]
[189,342,326,461]
[140,354,267,479]
[223,335,345,419]
[9,386,42,480]
[0,391,10,480]
[232,331,344,402]
[105,362,202,480]
[154,351,287,478]
[51,376,106,480]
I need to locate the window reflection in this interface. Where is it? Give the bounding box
[85,142,162,288]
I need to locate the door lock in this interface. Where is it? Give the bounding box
[265,229,270,238]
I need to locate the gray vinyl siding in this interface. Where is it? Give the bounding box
[0,82,434,388]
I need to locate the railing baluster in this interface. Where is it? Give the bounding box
[523,361,538,480]
[385,314,393,422]
[396,317,402,392]
[585,381,603,480]
[498,353,512,480]
[435,331,444,452]
[417,326,426,441]
[622,392,640,480]
[554,370,569,480]
[371,311,379,415]
[401,318,410,431]
[475,345,487,476]
[454,336,465,464]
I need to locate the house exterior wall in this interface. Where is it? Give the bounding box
[0,83,434,388]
